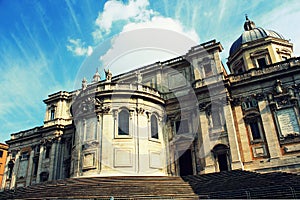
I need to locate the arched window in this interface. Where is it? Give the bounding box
[151,115,158,139]
[118,110,129,135]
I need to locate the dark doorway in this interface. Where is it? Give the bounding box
[218,153,228,171]
[179,149,193,176]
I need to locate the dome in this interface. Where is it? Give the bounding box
[229,16,285,56]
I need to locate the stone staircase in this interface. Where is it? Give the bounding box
[0,176,198,200]
[182,170,300,199]
[1,170,300,199]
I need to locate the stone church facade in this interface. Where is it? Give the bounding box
[2,17,300,190]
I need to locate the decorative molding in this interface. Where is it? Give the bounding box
[82,141,99,150]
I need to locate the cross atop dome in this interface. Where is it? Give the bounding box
[244,14,256,31]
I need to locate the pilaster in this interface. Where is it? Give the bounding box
[199,110,214,172]
[48,141,57,181]
[223,103,243,170]
[25,149,35,186]
[258,100,281,158]
[234,105,252,162]
[36,145,44,183]
[10,151,20,189]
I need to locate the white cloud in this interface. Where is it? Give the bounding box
[67,38,93,56]
[92,1,200,75]
[92,0,155,42]
[99,18,199,75]
[122,16,200,43]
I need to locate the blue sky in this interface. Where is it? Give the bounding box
[1,0,300,143]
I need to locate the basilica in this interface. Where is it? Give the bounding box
[2,16,300,190]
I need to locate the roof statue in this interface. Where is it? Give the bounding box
[104,68,112,82]
[82,77,87,90]
[136,71,142,83]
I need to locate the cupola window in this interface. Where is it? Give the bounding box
[257,57,267,68]
[49,105,56,121]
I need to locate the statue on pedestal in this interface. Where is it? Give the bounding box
[104,69,112,82]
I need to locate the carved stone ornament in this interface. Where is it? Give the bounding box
[269,80,298,109]
[100,106,111,114]
[231,97,242,106]
[136,107,145,115]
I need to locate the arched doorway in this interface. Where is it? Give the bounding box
[212,144,230,172]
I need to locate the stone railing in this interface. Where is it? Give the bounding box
[44,118,72,127]
[228,57,300,83]
[78,83,161,98]
[11,127,41,140]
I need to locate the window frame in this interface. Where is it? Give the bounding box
[115,108,132,139]
[150,114,159,139]
[245,117,265,143]
[256,57,268,68]
[45,145,51,159]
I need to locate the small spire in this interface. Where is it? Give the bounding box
[243,15,256,31]
[93,67,101,82]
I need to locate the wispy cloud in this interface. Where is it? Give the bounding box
[66,38,93,56]
[65,0,82,35]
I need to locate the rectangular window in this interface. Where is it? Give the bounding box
[257,58,267,68]
[50,109,55,120]
[204,64,213,76]
[45,146,51,159]
[0,150,3,158]
[33,159,39,176]
[249,122,261,140]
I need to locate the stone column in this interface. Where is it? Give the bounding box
[55,138,62,180]
[48,141,57,181]
[223,103,243,170]
[234,105,252,163]
[36,145,44,183]
[25,148,35,186]
[258,100,281,158]
[10,151,20,189]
